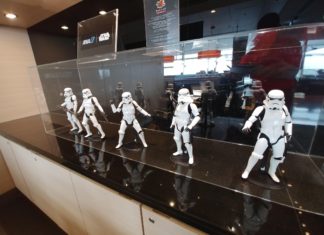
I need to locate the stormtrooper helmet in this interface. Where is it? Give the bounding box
[264,89,285,110]
[64,87,73,97]
[82,88,92,99]
[177,88,193,104]
[122,92,132,104]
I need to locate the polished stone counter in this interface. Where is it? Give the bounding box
[1,115,324,235]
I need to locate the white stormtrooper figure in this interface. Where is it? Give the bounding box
[61,87,83,133]
[111,91,151,148]
[77,88,106,139]
[171,88,200,165]
[241,89,292,183]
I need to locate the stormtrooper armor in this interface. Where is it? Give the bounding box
[241,89,292,183]
[77,88,106,139]
[111,91,151,148]
[61,87,83,133]
[171,88,200,165]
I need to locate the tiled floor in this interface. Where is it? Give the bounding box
[0,189,66,235]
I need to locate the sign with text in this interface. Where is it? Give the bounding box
[77,9,118,59]
[144,0,179,47]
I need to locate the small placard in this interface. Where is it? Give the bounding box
[77,9,118,59]
[144,0,180,48]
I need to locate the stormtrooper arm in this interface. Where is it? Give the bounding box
[92,97,104,113]
[187,103,200,129]
[242,106,264,131]
[170,116,176,128]
[111,102,122,113]
[77,102,84,114]
[283,105,293,137]
[133,101,150,116]
[61,102,66,107]
[72,95,77,112]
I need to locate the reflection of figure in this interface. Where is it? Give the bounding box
[240,13,302,111]
[251,80,266,107]
[120,148,153,192]
[241,75,254,112]
[61,88,83,133]
[201,80,217,126]
[171,88,200,165]
[111,92,151,148]
[165,82,176,112]
[115,82,124,103]
[174,165,196,212]
[234,184,272,235]
[241,90,292,183]
[77,88,106,139]
[134,82,145,107]
[76,136,111,178]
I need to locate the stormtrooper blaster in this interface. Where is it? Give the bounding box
[99,111,109,123]
[57,105,75,115]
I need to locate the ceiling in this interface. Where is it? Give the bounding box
[0,0,81,28]
[2,0,275,37]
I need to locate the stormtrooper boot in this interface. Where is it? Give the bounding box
[185,143,194,165]
[268,157,281,183]
[116,133,124,149]
[173,138,183,156]
[95,124,105,139]
[84,124,92,138]
[75,119,83,134]
[138,132,148,148]
[241,153,260,179]
[70,121,77,132]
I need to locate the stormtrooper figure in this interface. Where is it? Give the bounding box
[241,89,292,183]
[171,88,200,165]
[111,91,151,148]
[77,88,106,139]
[61,87,83,133]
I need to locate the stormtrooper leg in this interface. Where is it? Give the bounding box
[90,115,105,139]
[183,130,194,164]
[242,138,268,179]
[268,138,285,183]
[116,120,127,148]
[67,112,77,131]
[173,127,183,156]
[72,114,83,133]
[133,119,147,147]
[82,114,92,138]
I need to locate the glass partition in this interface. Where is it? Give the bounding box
[30,23,324,215]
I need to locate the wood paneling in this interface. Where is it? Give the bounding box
[0,149,14,195]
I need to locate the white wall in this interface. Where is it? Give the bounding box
[0,26,40,123]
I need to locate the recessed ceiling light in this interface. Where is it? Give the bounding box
[99,10,107,15]
[5,13,17,19]
[211,9,216,14]
[61,25,69,30]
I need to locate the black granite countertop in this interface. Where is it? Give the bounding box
[1,114,324,235]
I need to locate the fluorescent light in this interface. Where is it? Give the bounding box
[99,10,107,15]
[5,13,17,19]
[211,9,216,14]
[61,25,69,30]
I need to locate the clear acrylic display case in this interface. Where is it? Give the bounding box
[30,23,324,215]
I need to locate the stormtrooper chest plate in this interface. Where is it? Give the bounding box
[174,103,191,125]
[122,103,136,123]
[65,97,74,109]
[83,99,95,112]
[261,109,286,137]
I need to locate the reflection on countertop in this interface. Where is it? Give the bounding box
[1,114,324,235]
